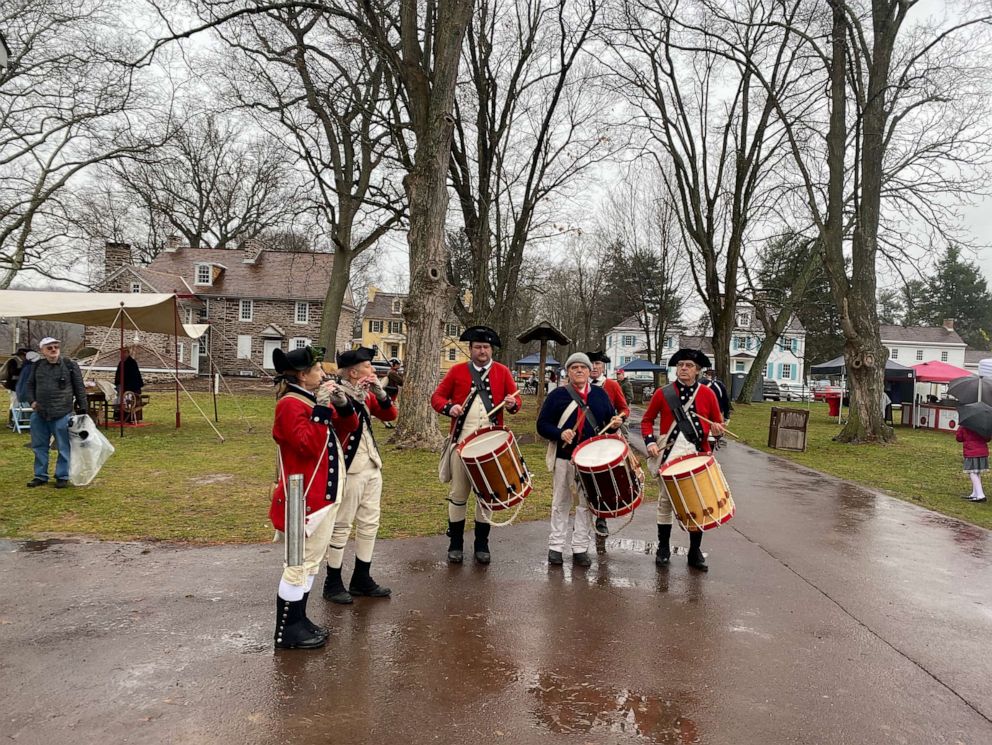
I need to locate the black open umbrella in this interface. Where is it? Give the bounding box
[947,375,992,405]
[957,401,992,439]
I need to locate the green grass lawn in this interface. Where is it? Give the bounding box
[0,391,559,544]
[3,393,987,543]
[727,400,992,530]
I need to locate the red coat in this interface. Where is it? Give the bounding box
[641,382,722,454]
[340,391,398,469]
[431,362,522,434]
[595,377,630,418]
[956,425,990,458]
[269,389,358,532]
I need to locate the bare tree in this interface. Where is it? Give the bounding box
[0,0,164,287]
[602,0,809,382]
[447,0,614,353]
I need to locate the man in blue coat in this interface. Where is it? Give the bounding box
[537,352,623,567]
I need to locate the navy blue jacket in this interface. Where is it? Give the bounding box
[537,384,618,460]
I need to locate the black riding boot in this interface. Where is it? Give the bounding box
[688,530,708,572]
[301,592,329,637]
[322,564,353,604]
[447,519,465,563]
[349,558,391,597]
[274,596,327,650]
[474,522,492,564]
[655,523,672,566]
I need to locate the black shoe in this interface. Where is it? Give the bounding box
[274,596,326,650]
[474,522,491,564]
[655,523,672,567]
[547,550,564,565]
[572,551,592,567]
[54,479,70,489]
[26,478,47,488]
[349,558,391,598]
[595,517,608,536]
[688,530,708,571]
[969,496,988,503]
[301,592,329,638]
[322,565,353,604]
[446,519,465,564]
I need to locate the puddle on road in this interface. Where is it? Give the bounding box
[528,671,700,742]
[11,538,80,552]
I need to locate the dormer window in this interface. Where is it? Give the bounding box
[737,312,750,326]
[392,298,402,314]
[130,282,141,293]
[195,264,212,286]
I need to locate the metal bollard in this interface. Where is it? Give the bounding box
[285,474,305,567]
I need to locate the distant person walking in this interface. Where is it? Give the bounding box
[957,424,990,503]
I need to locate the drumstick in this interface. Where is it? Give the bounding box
[487,400,506,418]
[696,414,741,440]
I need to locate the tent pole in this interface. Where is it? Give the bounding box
[174,296,181,429]
[537,340,547,409]
[212,360,219,423]
[119,303,125,438]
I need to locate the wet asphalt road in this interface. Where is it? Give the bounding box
[2,437,992,744]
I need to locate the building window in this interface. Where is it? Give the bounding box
[239,299,253,321]
[201,299,210,320]
[177,344,184,363]
[388,320,403,334]
[290,337,310,350]
[390,344,399,358]
[891,348,898,359]
[237,335,252,360]
[607,335,613,348]
[295,302,309,324]
[447,348,457,361]
[369,320,383,333]
[130,282,141,293]
[734,336,748,350]
[916,349,923,361]
[737,312,750,326]
[779,337,792,351]
[446,323,458,336]
[941,351,948,362]
[782,363,792,380]
[735,361,745,372]
[195,264,212,286]
[392,298,403,314]
[665,336,673,349]
[622,335,636,347]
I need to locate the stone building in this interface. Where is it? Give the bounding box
[92,240,356,377]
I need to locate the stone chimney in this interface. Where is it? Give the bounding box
[163,235,183,253]
[943,318,955,331]
[104,242,132,278]
[368,285,379,302]
[242,238,264,264]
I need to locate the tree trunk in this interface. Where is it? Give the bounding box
[391,0,474,450]
[318,243,353,356]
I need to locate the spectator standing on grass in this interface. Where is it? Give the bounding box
[957,424,990,503]
[616,368,634,405]
[26,337,87,489]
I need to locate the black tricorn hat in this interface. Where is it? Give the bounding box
[273,345,321,374]
[667,348,711,369]
[587,350,611,364]
[337,346,375,369]
[459,325,502,348]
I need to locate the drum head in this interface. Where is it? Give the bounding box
[460,428,510,458]
[573,437,627,468]
[660,454,711,477]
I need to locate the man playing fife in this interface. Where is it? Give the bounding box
[431,326,522,564]
[587,351,630,537]
[322,346,398,604]
[537,353,623,567]
[641,349,725,572]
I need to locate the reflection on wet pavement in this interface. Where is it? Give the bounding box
[528,671,700,742]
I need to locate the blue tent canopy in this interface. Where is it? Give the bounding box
[515,353,560,366]
[619,358,665,372]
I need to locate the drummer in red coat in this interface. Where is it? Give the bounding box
[641,348,725,572]
[588,350,630,537]
[269,346,358,650]
[431,325,522,565]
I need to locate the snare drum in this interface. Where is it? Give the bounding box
[457,427,532,510]
[659,454,735,531]
[572,435,644,518]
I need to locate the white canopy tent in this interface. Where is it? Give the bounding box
[1,290,216,437]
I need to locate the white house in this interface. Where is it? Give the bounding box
[880,321,966,367]
[603,305,806,386]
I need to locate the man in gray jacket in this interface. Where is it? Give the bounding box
[26,337,87,488]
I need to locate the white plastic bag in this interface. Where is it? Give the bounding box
[68,414,115,486]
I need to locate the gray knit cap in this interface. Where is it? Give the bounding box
[564,352,592,370]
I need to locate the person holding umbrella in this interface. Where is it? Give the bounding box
[949,373,992,502]
[956,422,990,503]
